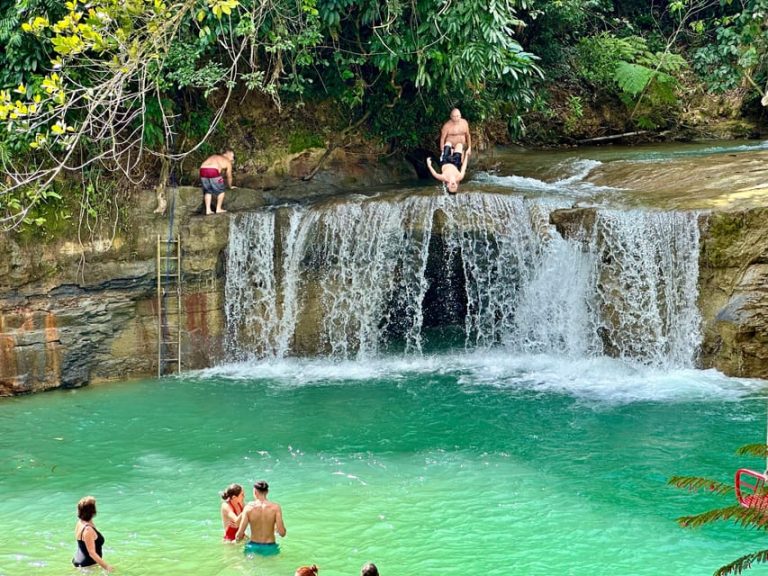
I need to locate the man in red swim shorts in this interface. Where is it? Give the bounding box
[199,149,235,215]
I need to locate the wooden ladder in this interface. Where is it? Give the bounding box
[156,234,182,376]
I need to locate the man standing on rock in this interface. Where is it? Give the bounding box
[439,108,472,163]
[199,149,235,215]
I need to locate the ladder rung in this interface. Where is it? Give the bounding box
[157,235,182,376]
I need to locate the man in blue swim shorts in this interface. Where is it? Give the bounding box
[236,480,286,554]
[243,541,280,556]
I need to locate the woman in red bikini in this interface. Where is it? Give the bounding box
[220,483,245,541]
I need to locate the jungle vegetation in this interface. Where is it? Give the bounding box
[669,442,768,575]
[0,0,767,231]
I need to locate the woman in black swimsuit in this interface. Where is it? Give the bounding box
[73,496,114,572]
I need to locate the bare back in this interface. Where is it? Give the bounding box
[242,500,284,543]
[200,154,231,173]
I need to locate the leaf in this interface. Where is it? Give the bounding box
[614,62,655,96]
[714,549,768,576]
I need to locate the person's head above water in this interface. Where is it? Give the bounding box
[361,562,379,576]
[446,178,459,193]
[449,108,461,122]
[221,483,243,501]
[295,565,319,576]
[77,496,97,521]
[253,480,269,494]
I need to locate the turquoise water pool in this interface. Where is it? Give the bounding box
[2,352,767,576]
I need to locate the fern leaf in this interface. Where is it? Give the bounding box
[614,62,655,96]
[736,444,768,459]
[677,504,768,530]
[668,475,733,496]
[714,549,768,576]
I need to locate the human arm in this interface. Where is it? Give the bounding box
[83,527,113,572]
[458,151,470,181]
[464,121,472,151]
[222,501,240,528]
[224,160,234,188]
[275,505,286,537]
[425,158,445,182]
[235,507,249,542]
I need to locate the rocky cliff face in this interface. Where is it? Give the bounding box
[2,185,768,395]
[0,145,418,396]
[0,188,236,395]
[551,207,768,379]
[697,209,768,377]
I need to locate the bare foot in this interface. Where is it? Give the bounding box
[206,210,214,215]
[217,209,227,214]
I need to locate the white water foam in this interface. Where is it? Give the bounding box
[472,159,617,198]
[193,352,765,405]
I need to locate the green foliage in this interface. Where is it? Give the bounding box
[0,0,65,89]
[615,62,658,96]
[575,33,643,89]
[738,444,768,459]
[564,95,583,134]
[299,0,541,145]
[288,130,324,153]
[573,32,686,129]
[715,550,768,576]
[670,444,768,575]
[668,475,734,498]
[690,1,768,99]
[0,181,68,233]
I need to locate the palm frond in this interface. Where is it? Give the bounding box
[736,444,768,459]
[714,549,768,576]
[677,504,768,530]
[668,475,733,496]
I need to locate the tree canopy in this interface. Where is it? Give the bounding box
[1,0,767,230]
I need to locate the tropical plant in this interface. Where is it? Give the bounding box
[669,443,768,576]
[573,32,686,128]
[687,0,768,103]
[0,0,66,89]
[299,0,541,143]
[0,0,323,230]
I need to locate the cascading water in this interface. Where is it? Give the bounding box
[224,193,701,368]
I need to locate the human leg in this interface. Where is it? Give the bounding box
[215,192,226,213]
[440,144,453,162]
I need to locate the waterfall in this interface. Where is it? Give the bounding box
[225,193,701,368]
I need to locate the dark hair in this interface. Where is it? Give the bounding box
[77,496,97,521]
[295,565,319,576]
[361,563,379,576]
[220,483,243,501]
[254,480,269,492]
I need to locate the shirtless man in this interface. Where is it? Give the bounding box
[426,144,471,194]
[235,480,286,555]
[199,150,235,215]
[439,108,471,162]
